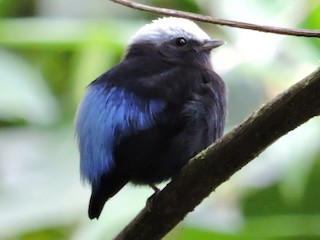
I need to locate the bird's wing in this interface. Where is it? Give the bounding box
[75,84,165,185]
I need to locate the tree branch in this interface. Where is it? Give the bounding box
[114,68,320,239]
[111,0,320,38]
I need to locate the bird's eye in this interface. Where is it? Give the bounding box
[175,37,187,47]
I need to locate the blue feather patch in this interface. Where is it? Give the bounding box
[75,84,165,185]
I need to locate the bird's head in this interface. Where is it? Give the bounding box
[126,17,224,68]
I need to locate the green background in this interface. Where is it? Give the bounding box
[0,0,319,239]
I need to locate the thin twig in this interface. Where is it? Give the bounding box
[111,0,320,38]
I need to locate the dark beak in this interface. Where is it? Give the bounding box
[200,39,225,51]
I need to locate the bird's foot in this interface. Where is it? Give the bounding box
[146,184,161,212]
[149,184,160,193]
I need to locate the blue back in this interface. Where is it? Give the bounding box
[75,84,165,185]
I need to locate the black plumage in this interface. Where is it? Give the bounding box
[75,17,227,219]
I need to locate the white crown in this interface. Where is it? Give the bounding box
[130,17,210,45]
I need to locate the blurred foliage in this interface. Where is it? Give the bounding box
[0,0,36,17]
[0,0,319,239]
[140,0,201,19]
[18,226,71,240]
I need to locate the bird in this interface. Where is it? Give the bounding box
[75,17,227,220]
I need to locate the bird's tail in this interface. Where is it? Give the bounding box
[88,174,128,219]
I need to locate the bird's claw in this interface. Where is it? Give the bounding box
[146,184,161,212]
[149,184,160,193]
